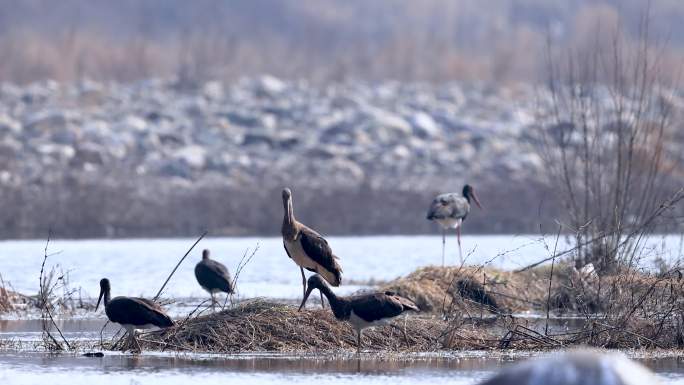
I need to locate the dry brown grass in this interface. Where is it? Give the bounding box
[139,299,445,353]
[382,265,551,314]
[87,264,684,353]
[380,265,684,350]
[0,287,13,313]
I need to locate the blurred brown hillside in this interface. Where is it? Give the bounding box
[0,0,683,83]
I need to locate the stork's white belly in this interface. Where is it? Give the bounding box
[436,217,462,229]
[349,310,395,332]
[121,323,158,332]
[284,239,319,270]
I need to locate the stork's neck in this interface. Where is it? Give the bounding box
[282,198,297,239]
[316,282,347,320]
[103,287,111,306]
[462,187,470,203]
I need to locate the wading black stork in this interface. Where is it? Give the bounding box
[479,350,657,385]
[299,275,419,353]
[281,188,343,309]
[194,249,234,310]
[426,184,482,266]
[96,278,174,352]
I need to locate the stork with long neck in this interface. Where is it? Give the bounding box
[426,184,482,265]
[95,278,174,352]
[281,188,343,308]
[299,275,419,353]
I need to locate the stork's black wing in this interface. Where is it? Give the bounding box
[299,226,342,285]
[350,292,416,323]
[195,259,234,293]
[426,193,470,220]
[106,296,174,328]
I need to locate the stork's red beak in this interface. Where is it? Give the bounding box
[471,190,483,209]
[298,286,314,311]
[95,288,104,311]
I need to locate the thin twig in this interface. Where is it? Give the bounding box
[39,231,72,350]
[154,231,207,301]
[545,225,562,335]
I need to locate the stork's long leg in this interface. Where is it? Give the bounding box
[133,332,142,353]
[357,329,362,354]
[211,292,216,312]
[441,228,446,267]
[125,326,141,353]
[320,292,326,309]
[300,266,307,309]
[125,329,134,352]
[457,226,463,265]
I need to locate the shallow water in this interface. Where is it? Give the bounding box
[0,235,681,301]
[2,318,684,384]
[1,350,684,385]
[1,235,683,384]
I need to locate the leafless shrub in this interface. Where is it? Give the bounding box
[0,274,13,313]
[537,7,684,272]
[37,233,72,351]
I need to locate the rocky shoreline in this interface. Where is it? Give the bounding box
[0,77,680,237]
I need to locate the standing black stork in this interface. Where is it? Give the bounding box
[194,249,234,310]
[281,188,343,309]
[95,278,174,352]
[299,274,419,353]
[478,350,657,385]
[426,184,482,266]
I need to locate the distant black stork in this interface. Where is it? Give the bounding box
[281,188,343,309]
[478,350,657,385]
[426,184,482,266]
[194,249,234,310]
[299,274,419,353]
[96,278,174,352]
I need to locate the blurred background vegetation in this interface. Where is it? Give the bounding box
[1,0,683,83]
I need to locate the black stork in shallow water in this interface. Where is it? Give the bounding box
[426,184,482,266]
[299,275,419,353]
[478,350,658,385]
[96,278,174,351]
[194,249,234,310]
[281,188,343,308]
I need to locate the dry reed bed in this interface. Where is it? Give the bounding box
[139,300,447,353]
[383,265,684,350]
[0,286,33,314]
[5,265,683,353]
[381,265,551,314]
[0,287,13,313]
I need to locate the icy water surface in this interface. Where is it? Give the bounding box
[1,350,684,385]
[0,235,681,300]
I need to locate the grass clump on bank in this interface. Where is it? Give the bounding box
[140,299,445,353]
[383,264,684,350]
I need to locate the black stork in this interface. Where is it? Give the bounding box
[299,274,419,353]
[479,350,657,385]
[194,249,234,310]
[426,184,482,266]
[281,188,343,309]
[96,278,174,351]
